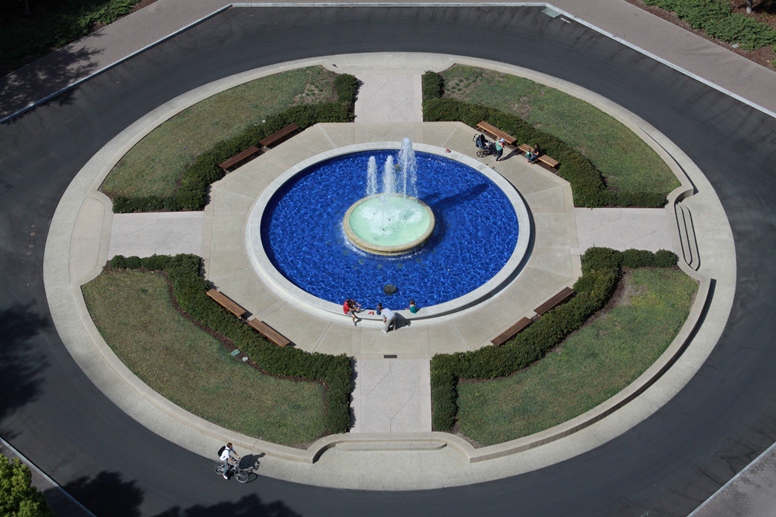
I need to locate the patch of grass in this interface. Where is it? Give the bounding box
[82,269,326,445]
[102,66,337,199]
[441,65,680,194]
[456,268,697,446]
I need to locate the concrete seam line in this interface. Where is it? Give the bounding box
[0,436,98,517]
[688,439,776,516]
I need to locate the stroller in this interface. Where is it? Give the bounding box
[474,133,494,157]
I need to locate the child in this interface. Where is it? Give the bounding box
[407,300,419,314]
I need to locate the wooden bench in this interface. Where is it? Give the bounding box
[248,318,291,347]
[218,145,262,172]
[491,317,532,346]
[477,121,517,146]
[534,287,574,316]
[259,123,299,148]
[206,289,247,318]
[518,143,560,170]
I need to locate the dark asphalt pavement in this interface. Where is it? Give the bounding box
[1,7,775,516]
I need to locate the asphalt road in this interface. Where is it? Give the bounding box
[1,6,775,516]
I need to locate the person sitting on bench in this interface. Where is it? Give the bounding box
[526,144,541,164]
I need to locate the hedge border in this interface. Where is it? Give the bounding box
[421,71,667,208]
[430,247,678,431]
[106,254,352,435]
[111,74,359,213]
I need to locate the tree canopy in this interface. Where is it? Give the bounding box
[0,457,54,517]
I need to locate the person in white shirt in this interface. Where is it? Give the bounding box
[219,442,240,479]
[382,307,397,333]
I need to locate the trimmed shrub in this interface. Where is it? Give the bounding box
[422,97,667,209]
[422,71,444,99]
[114,98,357,213]
[107,254,353,434]
[334,74,359,105]
[430,247,679,431]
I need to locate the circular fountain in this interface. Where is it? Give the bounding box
[247,139,531,315]
[343,140,435,255]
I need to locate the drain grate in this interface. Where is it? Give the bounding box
[384,354,397,359]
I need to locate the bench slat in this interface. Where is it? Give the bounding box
[491,317,532,346]
[260,123,300,148]
[537,154,560,168]
[218,145,261,171]
[534,287,574,316]
[248,318,291,347]
[206,289,247,318]
[477,121,517,146]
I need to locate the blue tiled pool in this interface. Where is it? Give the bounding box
[260,151,519,310]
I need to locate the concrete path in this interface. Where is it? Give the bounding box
[574,207,675,253]
[108,212,204,258]
[691,441,776,517]
[351,359,431,433]
[354,73,423,124]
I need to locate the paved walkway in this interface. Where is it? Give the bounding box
[351,359,431,433]
[2,1,776,121]
[23,0,756,508]
[108,212,204,258]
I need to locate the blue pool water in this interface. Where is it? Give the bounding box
[261,151,519,309]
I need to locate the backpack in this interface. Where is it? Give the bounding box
[218,446,226,457]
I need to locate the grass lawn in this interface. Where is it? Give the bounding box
[82,269,326,445]
[441,65,680,195]
[101,66,337,199]
[456,268,697,446]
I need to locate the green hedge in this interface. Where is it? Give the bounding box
[108,254,352,434]
[644,0,776,50]
[334,74,359,104]
[422,95,666,208]
[430,247,678,431]
[422,70,444,100]
[113,76,359,213]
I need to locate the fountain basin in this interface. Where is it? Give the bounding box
[344,194,435,255]
[247,142,531,316]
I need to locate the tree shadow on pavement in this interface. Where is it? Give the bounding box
[0,303,49,435]
[0,43,101,122]
[65,470,144,517]
[155,494,302,517]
